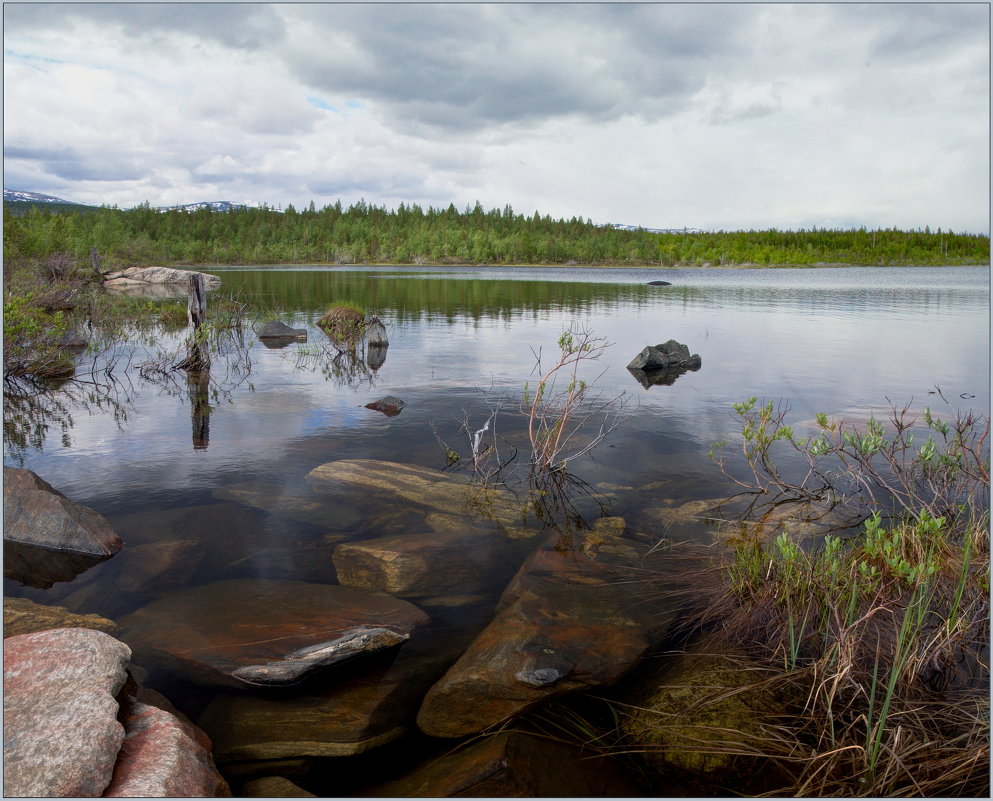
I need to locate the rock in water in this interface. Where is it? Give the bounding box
[306,459,523,526]
[257,320,308,341]
[3,596,120,638]
[3,628,131,797]
[120,579,430,687]
[416,525,676,738]
[3,467,123,557]
[364,396,405,416]
[367,731,641,797]
[230,626,410,686]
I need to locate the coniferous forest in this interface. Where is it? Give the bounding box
[4,198,989,268]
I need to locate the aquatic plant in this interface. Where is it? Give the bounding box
[708,393,989,533]
[523,327,628,472]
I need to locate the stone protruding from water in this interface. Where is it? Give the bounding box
[364,395,405,416]
[3,628,230,798]
[120,579,430,687]
[3,467,124,557]
[257,320,308,342]
[627,339,702,371]
[416,520,676,738]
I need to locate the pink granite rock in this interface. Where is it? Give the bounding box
[104,682,230,797]
[3,628,130,797]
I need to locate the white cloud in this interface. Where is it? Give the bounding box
[3,3,988,232]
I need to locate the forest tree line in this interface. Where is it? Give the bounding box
[3,198,989,268]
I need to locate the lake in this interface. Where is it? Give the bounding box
[4,263,989,793]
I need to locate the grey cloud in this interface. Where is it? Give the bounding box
[7,143,144,181]
[277,4,762,133]
[3,3,286,50]
[855,3,988,61]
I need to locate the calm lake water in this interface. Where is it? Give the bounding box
[4,264,989,791]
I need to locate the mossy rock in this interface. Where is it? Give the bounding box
[618,641,783,777]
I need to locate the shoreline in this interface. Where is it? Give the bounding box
[171,260,991,271]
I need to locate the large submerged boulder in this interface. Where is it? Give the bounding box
[306,459,524,526]
[3,467,123,557]
[120,579,430,687]
[416,519,677,738]
[366,731,641,797]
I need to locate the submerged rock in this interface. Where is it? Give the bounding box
[120,579,429,687]
[212,481,364,530]
[242,776,316,798]
[306,459,524,527]
[3,539,109,589]
[616,641,782,779]
[3,596,120,638]
[333,527,518,598]
[416,522,676,738]
[3,467,123,557]
[365,731,641,797]
[197,612,488,761]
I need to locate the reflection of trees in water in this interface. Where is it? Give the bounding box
[3,326,257,458]
[3,347,136,463]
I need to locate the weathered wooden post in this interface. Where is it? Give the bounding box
[177,273,210,373]
[90,247,102,278]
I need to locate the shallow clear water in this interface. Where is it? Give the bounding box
[4,264,989,786]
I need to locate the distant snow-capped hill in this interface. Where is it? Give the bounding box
[609,223,706,234]
[4,188,85,205]
[156,200,250,212]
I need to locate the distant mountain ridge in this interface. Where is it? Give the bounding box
[154,200,249,213]
[4,188,86,205]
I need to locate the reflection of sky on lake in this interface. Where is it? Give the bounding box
[8,266,988,513]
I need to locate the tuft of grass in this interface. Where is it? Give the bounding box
[316,302,366,344]
[670,510,991,796]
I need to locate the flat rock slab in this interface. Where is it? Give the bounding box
[306,459,524,526]
[417,525,676,738]
[197,614,486,761]
[120,579,430,687]
[366,731,641,797]
[104,266,221,285]
[212,481,364,530]
[4,628,131,797]
[3,466,123,557]
[3,596,120,638]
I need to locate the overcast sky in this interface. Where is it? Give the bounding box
[3,2,989,233]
